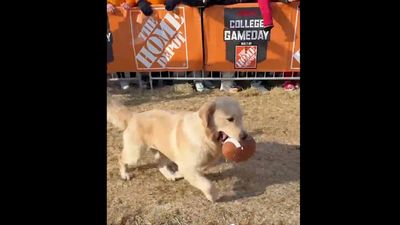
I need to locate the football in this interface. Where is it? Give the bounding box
[222,136,256,162]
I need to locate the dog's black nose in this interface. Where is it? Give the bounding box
[240,131,248,140]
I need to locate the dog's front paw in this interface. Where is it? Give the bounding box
[205,192,218,202]
[205,185,219,202]
[163,174,176,181]
[172,171,184,181]
[164,172,183,181]
[120,172,131,181]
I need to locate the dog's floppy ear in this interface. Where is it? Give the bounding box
[198,100,218,140]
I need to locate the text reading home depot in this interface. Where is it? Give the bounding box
[235,45,257,69]
[132,8,187,69]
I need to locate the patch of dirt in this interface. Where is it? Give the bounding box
[107,86,300,225]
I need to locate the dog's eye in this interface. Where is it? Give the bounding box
[227,117,234,122]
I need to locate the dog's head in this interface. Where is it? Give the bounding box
[198,97,248,142]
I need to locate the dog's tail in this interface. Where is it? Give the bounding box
[107,93,131,130]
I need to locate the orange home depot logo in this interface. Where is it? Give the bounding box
[235,45,257,69]
[130,7,188,70]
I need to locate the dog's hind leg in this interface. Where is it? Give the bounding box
[119,130,145,180]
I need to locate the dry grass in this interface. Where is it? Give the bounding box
[107,85,300,225]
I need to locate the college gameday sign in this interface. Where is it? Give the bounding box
[203,2,300,71]
[223,7,269,69]
[107,5,203,72]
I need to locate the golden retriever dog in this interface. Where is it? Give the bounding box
[107,96,248,202]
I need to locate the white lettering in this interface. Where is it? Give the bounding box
[147,36,164,55]
[136,47,157,68]
[230,21,235,29]
[107,33,111,42]
[164,13,183,31]
[224,31,230,40]
[229,19,264,28]
[134,11,187,68]
[224,30,270,41]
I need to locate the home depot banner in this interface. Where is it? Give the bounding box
[107,5,203,72]
[290,3,300,70]
[203,2,300,71]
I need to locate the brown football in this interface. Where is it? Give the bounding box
[222,136,256,162]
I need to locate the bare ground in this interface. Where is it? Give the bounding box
[107,84,300,225]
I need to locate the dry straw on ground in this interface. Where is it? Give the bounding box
[107,85,300,225]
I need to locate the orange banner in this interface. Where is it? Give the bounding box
[107,5,203,73]
[290,4,300,70]
[203,2,300,72]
